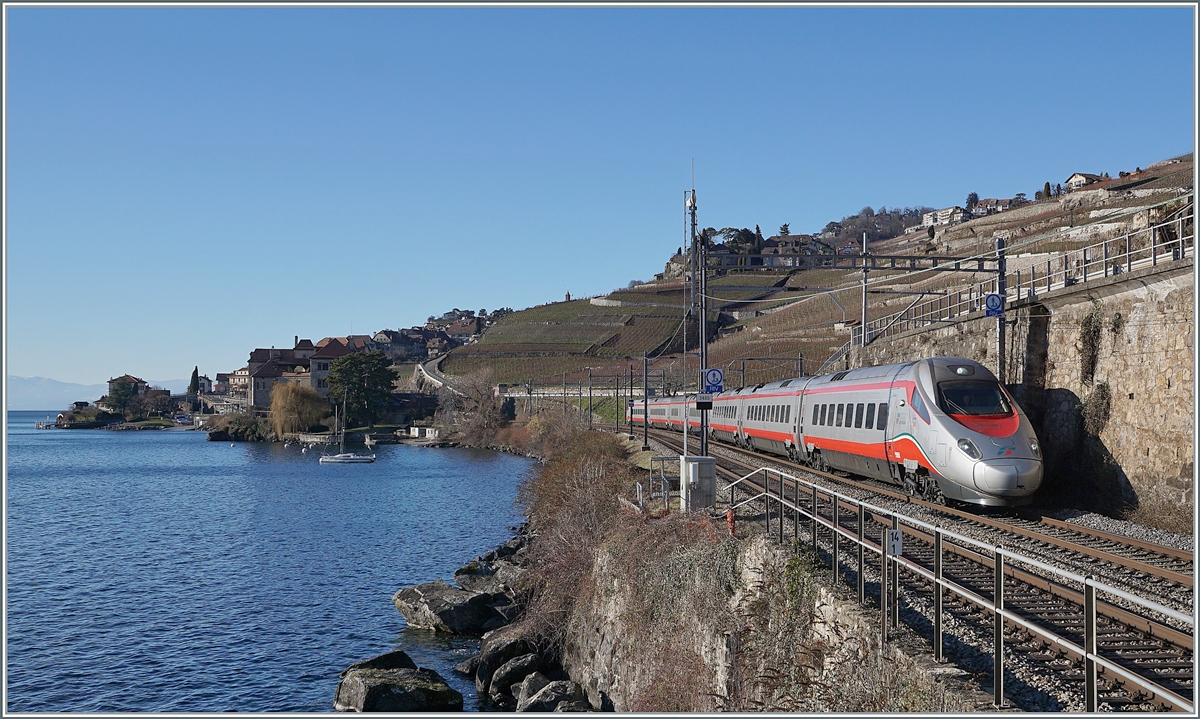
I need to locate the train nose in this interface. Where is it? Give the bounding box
[972,459,1042,495]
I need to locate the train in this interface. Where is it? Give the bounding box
[627,356,1043,507]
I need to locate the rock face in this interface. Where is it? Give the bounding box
[392,579,501,634]
[334,650,463,712]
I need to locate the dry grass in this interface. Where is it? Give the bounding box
[511,431,969,712]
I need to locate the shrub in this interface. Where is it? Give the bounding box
[269,383,330,439]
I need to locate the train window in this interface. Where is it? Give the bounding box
[775,405,780,422]
[854,403,864,428]
[864,403,876,429]
[812,404,819,425]
[836,404,844,427]
[785,405,791,424]
[877,403,888,430]
[936,380,1012,416]
[819,405,826,425]
[911,389,930,423]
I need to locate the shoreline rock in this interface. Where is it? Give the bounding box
[333,650,463,712]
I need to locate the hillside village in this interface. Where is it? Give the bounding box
[59,155,1191,431]
[62,308,511,429]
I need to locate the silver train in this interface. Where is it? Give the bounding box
[628,356,1043,507]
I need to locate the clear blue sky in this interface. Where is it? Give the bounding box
[5,5,1195,385]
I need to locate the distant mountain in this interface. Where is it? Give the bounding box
[5,376,189,411]
[6,376,108,411]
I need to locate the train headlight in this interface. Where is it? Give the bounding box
[1028,438,1041,458]
[957,438,982,460]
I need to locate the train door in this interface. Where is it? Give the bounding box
[885,375,910,481]
[793,391,807,460]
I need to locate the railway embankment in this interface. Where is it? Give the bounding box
[360,422,984,711]
[852,257,1193,531]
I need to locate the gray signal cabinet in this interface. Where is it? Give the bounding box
[679,456,716,511]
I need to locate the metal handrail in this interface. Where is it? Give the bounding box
[725,465,1195,713]
[863,202,1193,343]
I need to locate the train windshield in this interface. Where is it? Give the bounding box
[937,380,1012,416]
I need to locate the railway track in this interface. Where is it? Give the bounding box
[640,427,1195,712]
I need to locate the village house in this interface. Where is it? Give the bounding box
[921,206,969,228]
[247,359,312,409]
[444,316,481,343]
[971,198,1012,217]
[196,375,213,394]
[229,367,249,396]
[1066,173,1104,191]
[214,373,231,394]
[309,338,353,397]
[108,374,149,397]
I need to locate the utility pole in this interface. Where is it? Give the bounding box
[587,369,592,428]
[688,186,708,457]
[562,372,566,418]
[642,352,650,450]
[741,360,745,389]
[797,352,805,377]
[861,231,869,348]
[997,237,1007,383]
[628,364,634,437]
[615,375,621,433]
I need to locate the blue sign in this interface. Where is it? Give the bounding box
[704,368,723,393]
[985,293,1004,317]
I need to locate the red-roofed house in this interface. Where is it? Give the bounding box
[108,375,149,397]
[310,338,354,397]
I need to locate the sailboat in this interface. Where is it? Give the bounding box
[319,392,376,464]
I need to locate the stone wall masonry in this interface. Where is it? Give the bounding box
[849,259,1193,517]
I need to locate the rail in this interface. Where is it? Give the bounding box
[724,465,1194,713]
[860,202,1194,345]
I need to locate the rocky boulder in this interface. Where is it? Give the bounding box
[512,671,551,710]
[488,653,540,702]
[334,650,463,712]
[454,559,525,596]
[392,579,498,634]
[452,655,480,677]
[518,680,585,713]
[475,625,535,695]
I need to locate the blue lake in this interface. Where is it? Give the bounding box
[4,410,533,712]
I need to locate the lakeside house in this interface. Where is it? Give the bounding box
[108,374,149,397]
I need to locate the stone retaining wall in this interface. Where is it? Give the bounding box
[850,259,1193,517]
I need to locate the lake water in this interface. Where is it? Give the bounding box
[4,410,533,712]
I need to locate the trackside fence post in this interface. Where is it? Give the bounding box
[794,473,799,542]
[1085,577,1098,711]
[881,527,889,643]
[890,515,900,628]
[778,474,784,545]
[810,485,818,549]
[857,505,865,605]
[934,529,944,663]
[831,494,840,583]
[994,548,1005,707]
